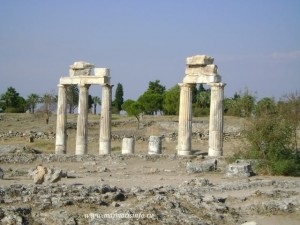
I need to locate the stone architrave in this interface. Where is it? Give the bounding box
[75,84,90,155]
[55,84,67,154]
[208,83,226,157]
[177,83,194,155]
[99,84,113,155]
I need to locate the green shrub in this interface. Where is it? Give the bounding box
[241,114,300,176]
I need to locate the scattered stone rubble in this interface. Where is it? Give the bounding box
[0,177,299,225]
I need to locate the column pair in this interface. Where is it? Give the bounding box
[55,83,91,155]
[177,82,225,156]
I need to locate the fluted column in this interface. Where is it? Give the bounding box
[75,84,90,155]
[55,84,67,154]
[99,84,113,155]
[208,83,226,156]
[177,83,194,155]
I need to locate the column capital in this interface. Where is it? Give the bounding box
[209,82,226,88]
[78,83,91,88]
[57,84,66,88]
[178,83,195,88]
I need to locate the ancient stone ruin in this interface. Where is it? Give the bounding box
[55,55,225,156]
[178,55,226,156]
[55,61,112,155]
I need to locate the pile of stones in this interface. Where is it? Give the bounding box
[0,177,299,224]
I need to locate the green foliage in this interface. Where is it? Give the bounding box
[224,90,256,117]
[66,84,79,113]
[138,80,165,115]
[92,96,101,114]
[162,85,180,115]
[0,86,26,113]
[122,99,144,128]
[148,80,165,94]
[113,83,124,113]
[26,93,40,113]
[236,93,300,176]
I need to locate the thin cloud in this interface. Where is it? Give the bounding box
[271,51,300,60]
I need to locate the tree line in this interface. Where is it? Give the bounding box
[0,81,299,176]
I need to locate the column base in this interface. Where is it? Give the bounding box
[99,141,111,155]
[55,145,66,154]
[208,148,223,157]
[75,144,87,155]
[177,150,193,156]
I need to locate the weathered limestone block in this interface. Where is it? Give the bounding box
[148,136,162,155]
[94,68,110,77]
[186,55,214,66]
[185,64,218,76]
[69,61,94,76]
[186,159,217,173]
[29,165,67,184]
[44,168,66,183]
[122,137,135,154]
[226,162,254,177]
[183,54,221,84]
[32,165,47,184]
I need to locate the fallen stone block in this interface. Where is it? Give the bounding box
[186,159,217,173]
[226,162,254,177]
[29,165,67,184]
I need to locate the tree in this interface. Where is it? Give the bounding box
[92,96,101,114]
[122,99,144,129]
[66,84,79,114]
[40,92,56,124]
[26,93,40,113]
[113,83,124,113]
[138,80,166,115]
[88,95,93,113]
[255,97,276,116]
[148,80,165,94]
[0,86,26,113]
[163,85,180,115]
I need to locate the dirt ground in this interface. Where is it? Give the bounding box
[0,113,299,225]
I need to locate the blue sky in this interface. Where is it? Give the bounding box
[0,0,299,100]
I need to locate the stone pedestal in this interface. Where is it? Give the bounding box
[75,84,90,155]
[148,136,162,155]
[99,84,112,155]
[177,83,194,156]
[122,137,135,154]
[55,84,67,154]
[208,83,226,156]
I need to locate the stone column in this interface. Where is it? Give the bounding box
[122,137,135,154]
[75,84,90,155]
[55,84,67,154]
[99,84,112,155]
[177,83,194,156]
[148,136,162,155]
[208,83,226,156]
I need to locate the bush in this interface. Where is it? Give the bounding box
[240,114,300,176]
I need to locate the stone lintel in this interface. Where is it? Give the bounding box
[186,55,214,66]
[183,74,221,84]
[185,64,218,76]
[60,76,110,85]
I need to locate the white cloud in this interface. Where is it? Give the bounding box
[271,50,300,60]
